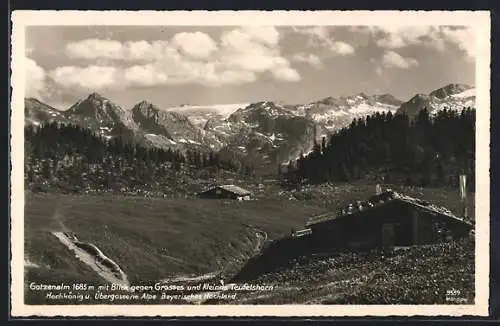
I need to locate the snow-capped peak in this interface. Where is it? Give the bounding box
[451,87,475,99]
[397,84,475,117]
[166,103,249,117]
[297,93,402,131]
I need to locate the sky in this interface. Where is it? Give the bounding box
[25,25,476,110]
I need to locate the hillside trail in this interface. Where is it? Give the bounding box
[49,208,130,286]
[41,206,128,286]
[24,257,40,269]
[51,231,130,287]
[46,209,268,303]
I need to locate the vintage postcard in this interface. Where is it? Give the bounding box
[10,10,490,317]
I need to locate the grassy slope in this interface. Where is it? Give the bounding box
[25,193,327,283]
[227,238,474,305]
[24,182,475,304]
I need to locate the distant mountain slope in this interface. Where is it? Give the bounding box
[397,84,475,118]
[429,83,473,99]
[130,100,207,150]
[207,101,323,165]
[292,93,403,132]
[64,93,137,141]
[24,83,476,170]
[25,98,67,126]
[165,103,249,128]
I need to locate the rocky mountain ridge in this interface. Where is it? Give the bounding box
[24,83,476,166]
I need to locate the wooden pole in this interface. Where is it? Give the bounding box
[460,174,468,220]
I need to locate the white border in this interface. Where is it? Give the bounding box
[10,10,491,317]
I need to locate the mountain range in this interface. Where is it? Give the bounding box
[24,83,475,166]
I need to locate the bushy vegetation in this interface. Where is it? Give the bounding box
[224,238,474,304]
[24,122,256,195]
[284,108,475,189]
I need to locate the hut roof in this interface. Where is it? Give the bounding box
[203,184,252,196]
[306,190,472,228]
[219,184,252,195]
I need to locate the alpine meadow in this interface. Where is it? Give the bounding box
[17,20,486,310]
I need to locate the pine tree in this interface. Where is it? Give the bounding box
[292,106,474,187]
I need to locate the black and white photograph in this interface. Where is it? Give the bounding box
[10,10,490,317]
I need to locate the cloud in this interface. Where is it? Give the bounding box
[219,26,285,71]
[65,39,172,61]
[328,42,355,55]
[26,57,47,98]
[49,65,121,90]
[234,26,280,47]
[374,26,433,49]
[54,26,299,90]
[271,67,301,82]
[25,57,71,107]
[49,62,259,90]
[291,52,322,68]
[380,51,419,69]
[66,39,122,60]
[363,25,475,60]
[376,33,407,49]
[227,55,286,73]
[351,25,442,50]
[218,26,299,84]
[292,26,330,47]
[293,26,355,56]
[123,64,169,87]
[372,50,418,77]
[170,32,218,59]
[440,27,475,58]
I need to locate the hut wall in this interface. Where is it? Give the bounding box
[415,210,472,244]
[309,196,473,250]
[310,201,418,249]
[412,210,437,244]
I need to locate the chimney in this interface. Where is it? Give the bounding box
[459,174,468,219]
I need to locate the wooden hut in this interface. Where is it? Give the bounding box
[305,190,473,250]
[198,184,252,200]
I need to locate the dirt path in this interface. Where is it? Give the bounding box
[48,221,268,304]
[24,258,40,269]
[52,231,129,286]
